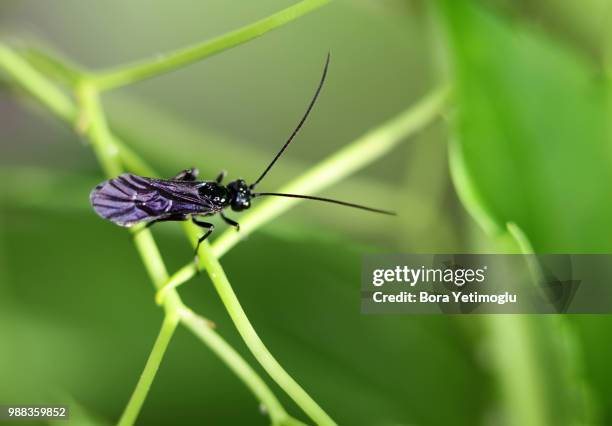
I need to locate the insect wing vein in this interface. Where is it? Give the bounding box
[91,174,211,226]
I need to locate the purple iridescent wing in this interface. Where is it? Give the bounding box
[90,173,214,227]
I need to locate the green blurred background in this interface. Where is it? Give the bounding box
[1,0,611,425]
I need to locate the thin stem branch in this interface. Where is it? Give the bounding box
[133,226,295,425]
[160,85,451,293]
[17,44,86,86]
[92,0,332,91]
[77,84,182,426]
[187,229,336,426]
[76,83,123,176]
[179,306,303,426]
[117,314,180,426]
[0,44,76,122]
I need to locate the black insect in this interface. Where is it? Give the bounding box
[90,54,395,260]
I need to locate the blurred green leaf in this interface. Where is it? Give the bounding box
[438,1,606,425]
[440,0,612,252]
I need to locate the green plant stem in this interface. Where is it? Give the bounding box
[133,229,296,426]
[179,306,304,426]
[76,84,185,426]
[134,223,297,425]
[77,83,123,176]
[160,85,451,294]
[92,0,332,91]
[187,229,336,426]
[134,230,296,425]
[118,314,179,426]
[17,44,85,86]
[0,44,76,121]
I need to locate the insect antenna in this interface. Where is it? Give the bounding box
[252,192,397,216]
[249,52,331,190]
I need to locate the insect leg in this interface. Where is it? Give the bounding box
[220,212,240,231]
[171,168,199,181]
[192,217,214,268]
[215,170,227,183]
